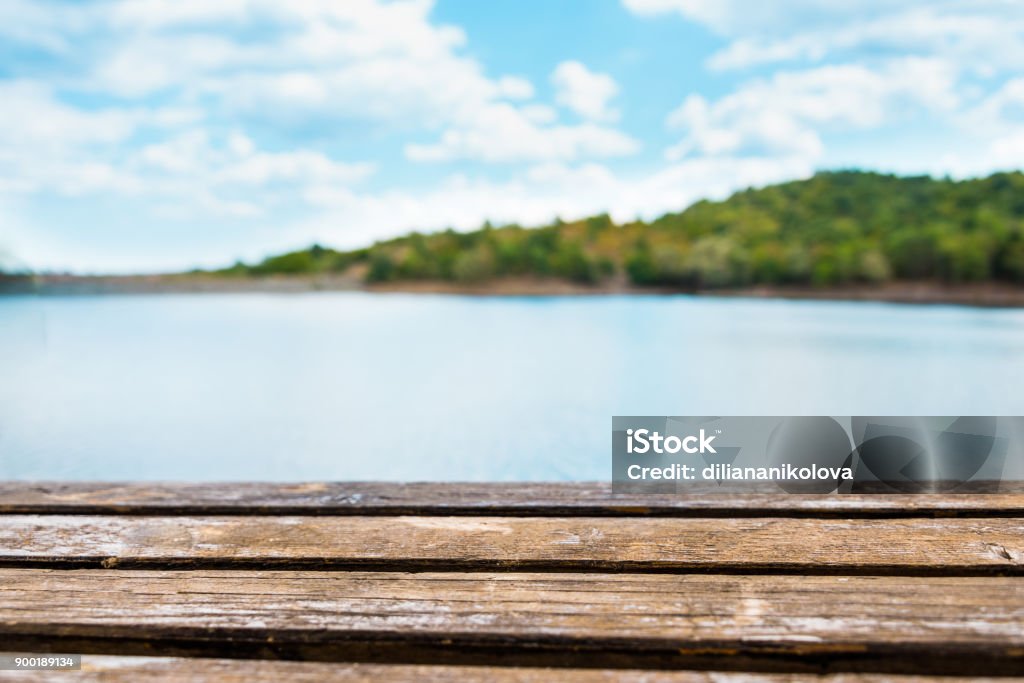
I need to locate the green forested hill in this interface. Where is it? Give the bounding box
[220,170,1024,289]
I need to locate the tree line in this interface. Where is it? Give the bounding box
[217,170,1024,289]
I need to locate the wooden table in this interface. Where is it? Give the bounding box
[0,482,1022,680]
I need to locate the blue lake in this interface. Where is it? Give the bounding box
[2,293,1024,481]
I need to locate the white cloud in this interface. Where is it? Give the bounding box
[496,76,535,100]
[138,130,375,187]
[623,0,900,34]
[665,59,959,162]
[399,58,636,164]
[405,103,639,163]
[551,61,621,122]
[961,78,1024,135]
[0,81,204,196]
[217,150,373,187]
[0,76,376,208]
[0,94,374,216]
[634,1,1023,184]
[0,82,137,149]
[5,0,551,144]
[60,1,501,134]
[521,104,559,125]
[1,0,638,174]
[934,78,1024,177]
[126,130,377,220]
[622,0,1024,73]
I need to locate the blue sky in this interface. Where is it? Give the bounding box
[1,0,1023,273]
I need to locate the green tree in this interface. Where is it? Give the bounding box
[858,250,892,283]
[687,237,748,288]
[452,245,496,283]
[366,252,396,282]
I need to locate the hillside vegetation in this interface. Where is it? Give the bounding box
[217,171,1024,289]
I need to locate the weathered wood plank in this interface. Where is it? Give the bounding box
[0,656,1017,682]
[1,571,1023,674]
[2,482,1024,517]
[2,515,1023,573]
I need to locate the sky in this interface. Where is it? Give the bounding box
[1,0,1023,273]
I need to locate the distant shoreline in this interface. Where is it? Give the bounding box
[4,274,1024,308]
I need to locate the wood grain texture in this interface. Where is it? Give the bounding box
[0,656,1018,682]
[2,514,1023,574]
[2,482,1023,517]
[2,570,1023,674]
[4,483,1023,676]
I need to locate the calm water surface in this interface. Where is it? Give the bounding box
[2,293,1024,480]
